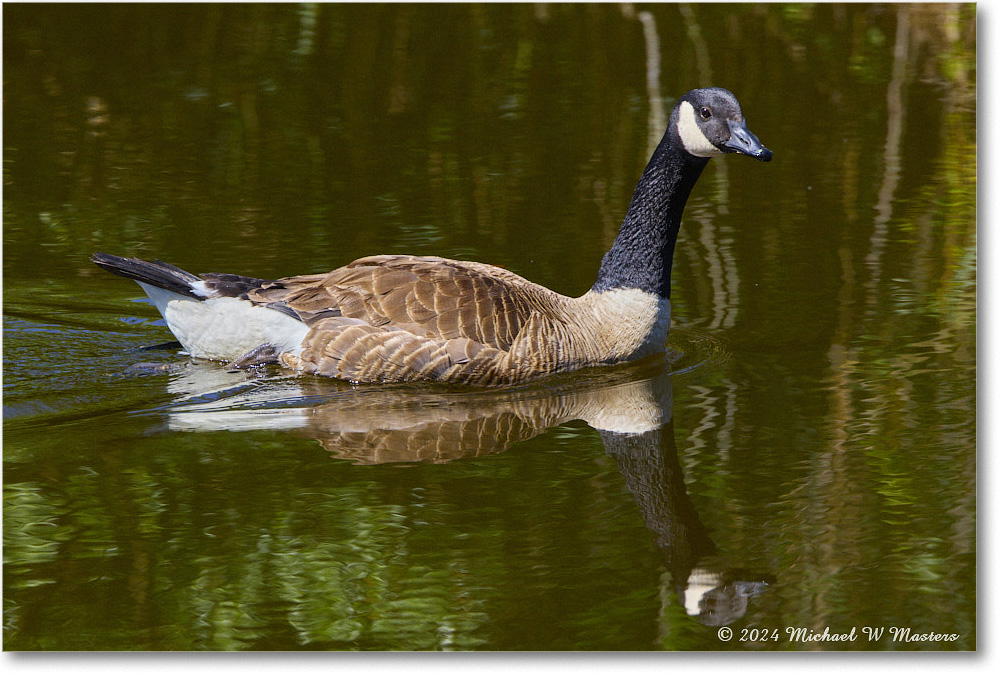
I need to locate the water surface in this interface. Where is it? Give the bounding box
[3,3,976,650]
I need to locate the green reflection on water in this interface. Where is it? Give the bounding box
[3,2,976,651]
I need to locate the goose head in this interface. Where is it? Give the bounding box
[673,87,772,162]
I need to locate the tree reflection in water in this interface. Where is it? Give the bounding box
[157,358,772,627]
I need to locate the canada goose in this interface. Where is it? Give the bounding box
[93,87,771,385]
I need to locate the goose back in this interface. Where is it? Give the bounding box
[249,254,581,384]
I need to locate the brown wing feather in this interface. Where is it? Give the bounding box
[248,255,563,351]
[247,255,574,384]
[282,318,505,383]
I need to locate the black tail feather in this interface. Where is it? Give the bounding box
[92,252,202,298]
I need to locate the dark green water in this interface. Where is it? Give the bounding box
[3,3,975,651]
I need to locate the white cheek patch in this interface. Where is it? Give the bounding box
[677,100,725,158]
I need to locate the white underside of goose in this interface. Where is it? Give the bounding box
[137,282,309,362]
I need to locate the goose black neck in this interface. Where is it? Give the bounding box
[591,133,709,298]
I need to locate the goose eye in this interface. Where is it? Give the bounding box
[699,106,712,120]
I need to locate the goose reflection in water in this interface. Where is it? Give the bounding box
[147,358,772,627]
